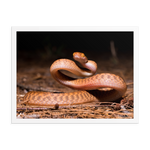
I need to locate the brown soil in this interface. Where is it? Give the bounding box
[17,52,133,119]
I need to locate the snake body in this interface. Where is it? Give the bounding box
[23,52,127,106]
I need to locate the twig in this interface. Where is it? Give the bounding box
[110,41,119,64]
[126,82,133,86]
[110,41,117,58]
[17,107,53,111]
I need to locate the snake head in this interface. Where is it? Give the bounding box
[73,52,88,64]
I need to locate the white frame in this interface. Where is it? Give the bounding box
[9,24,141,125]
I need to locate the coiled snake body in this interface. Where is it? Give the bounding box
[23,52,127,106]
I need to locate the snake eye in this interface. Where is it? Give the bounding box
[81,53,85,57]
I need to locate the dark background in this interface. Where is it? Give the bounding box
[17,31,133,63]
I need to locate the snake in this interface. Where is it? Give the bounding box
[23,52,127,106]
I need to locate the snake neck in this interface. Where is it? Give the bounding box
[50,58,98,88]
[80,60,97,75]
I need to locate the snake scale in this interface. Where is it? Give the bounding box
[23,52,127,106]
